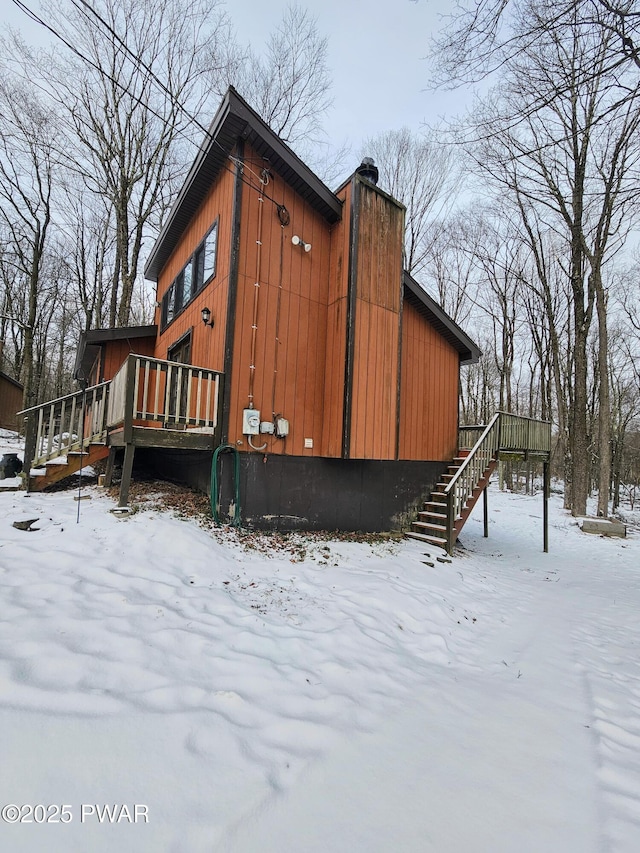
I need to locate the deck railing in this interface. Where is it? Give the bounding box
[20,355,224,478]
[458,413,551,455]
[107,354,223,432]
[446,412,551,552]
[498,413,551,454]
[19,382,110,470]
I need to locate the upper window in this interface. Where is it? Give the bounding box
[160,219,218,331]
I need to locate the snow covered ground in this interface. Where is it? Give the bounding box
[1,429,639,852]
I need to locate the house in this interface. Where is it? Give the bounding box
[21,88,551,549]
[0,370,23,431]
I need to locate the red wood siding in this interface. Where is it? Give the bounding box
[348,180,404,460]
[147,143,463,465]
[101,337,156,382]
[154,165,236,373]
[0,376,23,430]
[399,300,460,461]
[227,144,335,457]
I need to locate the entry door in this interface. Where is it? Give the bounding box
[167,332,192,426]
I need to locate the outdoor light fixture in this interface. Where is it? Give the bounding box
[291,235,311,253]
[201,307,214,328]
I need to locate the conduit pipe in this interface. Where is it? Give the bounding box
[247,170,268,409]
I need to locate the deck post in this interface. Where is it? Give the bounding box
[483,483,489,538]
[543,460,550,553]
[104,447,118,487]
[119,444,135,508]
[446,492,456,555]
[22,411,37,493]
[123,355,136,444]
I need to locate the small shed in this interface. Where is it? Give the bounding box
[0,371,23,431]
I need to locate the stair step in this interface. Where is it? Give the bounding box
[418,510,447,522]
[405,531,448,548]
[412,521,447,533]
[424,501,447,512]
[431,491,447,500]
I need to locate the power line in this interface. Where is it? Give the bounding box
[9,0,291,213]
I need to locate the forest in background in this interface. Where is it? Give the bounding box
[1,0,639,516]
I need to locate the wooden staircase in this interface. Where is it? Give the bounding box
[406,452,498,551]
[405,412,552,555]
[28,443,110,491]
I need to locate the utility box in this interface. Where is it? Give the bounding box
[242,409,260,435]
[275,417,289,438]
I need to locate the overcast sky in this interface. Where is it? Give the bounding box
[1,0,466,154]
[225,0,460,144]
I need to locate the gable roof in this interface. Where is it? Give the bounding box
[403,272,481,365]
[144,87,343,282]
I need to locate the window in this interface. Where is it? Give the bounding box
[162,282,176,327]
[193,221,218,294]
[160,219,219,331]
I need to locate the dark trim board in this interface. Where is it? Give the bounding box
[136,449,447,532]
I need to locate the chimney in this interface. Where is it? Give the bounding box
[355,157,379,185]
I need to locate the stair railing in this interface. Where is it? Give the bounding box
[444,412,501,553]
[19,381,110,475]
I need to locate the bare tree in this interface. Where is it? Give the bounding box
[10,0,234,328]
[223,5,332,150]
[0,76,59,408]
[459,9,640,516]
[428,0,640,87]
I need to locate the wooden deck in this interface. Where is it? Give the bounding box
[19,354,223,503]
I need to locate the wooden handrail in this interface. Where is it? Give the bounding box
[446,412,551,553]
[107,355,223,430]
[21,354,225,479]
[21,381,111,473]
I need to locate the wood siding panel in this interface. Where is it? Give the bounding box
[399,300,460,461]
[154,166,236,374]
[0,377,23,430]
[348,179,404,460]
[227,143,335,457]
[101,337,156,382]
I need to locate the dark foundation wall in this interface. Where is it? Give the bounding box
[136,448,446,532]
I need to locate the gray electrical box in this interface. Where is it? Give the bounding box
[275,417,289,438]
[242,409,260,435]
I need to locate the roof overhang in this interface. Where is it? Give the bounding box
[144,87,343,282]
[74,325,158,381]
[403,272,481,365]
